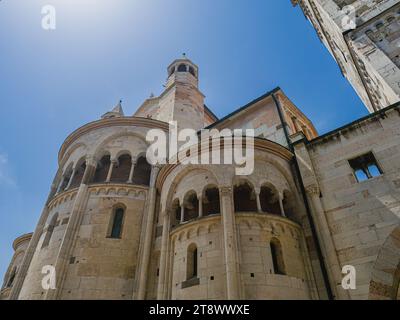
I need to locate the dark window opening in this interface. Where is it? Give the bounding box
[282,190,295,220]
[260,185,280,215]
[69,160,86,189]
[6,267,17,288]
[203,187,220,216]
[177,64,187,72]
[60,166,73,191]
[171,199,181,227]
[189,66,196,77]
[42,213,59,249]
[270,238,286,275]
[183,192,199,222]
[109,208,124,239]
[234,182,257,212]
[92,155,111,183]
[132,156,151,186]
[349,152,382,182]
[187,244,198,280]
[111,154,132,183]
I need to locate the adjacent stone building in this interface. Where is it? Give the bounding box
[292,0,400,112]
[1,54,399,300]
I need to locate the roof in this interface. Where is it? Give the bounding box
[205,87,281,129]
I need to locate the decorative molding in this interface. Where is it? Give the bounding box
[305,184,320,196]
[88,184,148,199]
[219,186,232,196]
[12,233,33,251]
[155,138,294,191]
[58,117,170,163]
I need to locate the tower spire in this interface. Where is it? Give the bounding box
[102,99,125,119]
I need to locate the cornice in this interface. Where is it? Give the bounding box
[12,233,33,251]
[156,137,293,191]
[58,117,170,163]
[48,183,149,210]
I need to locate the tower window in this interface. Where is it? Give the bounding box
[189,66,196,77]
[6,267,17,288]
[348,152,382,183]
[270,238,286,275]
[108,207,125,239]
[42,213,59,249]
[186,244,198,280]
[177,64,187,72]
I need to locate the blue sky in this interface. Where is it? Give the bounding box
[0,0,366,279]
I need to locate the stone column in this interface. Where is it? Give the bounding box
[306,184,349,300]
[65,168,76,190]
[45,185,89,300]
[56,176,66,194]
[82,157,97,185]
[44,162,95,299]
[198,196,203,218]
[9,207,51,299]
[127,159,137,184]
[180,205,185,224]
[220,186,240,300]
[279,193,286,218]
[157,210,170,300]
[255,187,262,213]
[9,166,63,299]
[137,165,161,300]
[106,159,117,182]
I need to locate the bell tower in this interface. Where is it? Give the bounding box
[135,55,206,131]
[162,54,205,131]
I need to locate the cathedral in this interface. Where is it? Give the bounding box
[1,0,400,301]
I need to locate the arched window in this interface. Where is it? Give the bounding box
[42,213,59,249]
[177,64,187,72]
[270,238,285,275]
[92,154,111,183]
[260,184,280,215]
[203,186,220,216]
[169,67,175,76]
[108,207,125,239]
[187,244,198,280]
[6,266,17,288]
[189,66,196,77]
[132,156,152,186]
[183,191,199,222]
[111,154,132,183]
[69,159,86,189]
[60,165,73,191]
[282,190,295,219]
[171,199,181,227]
[234,181,257,212]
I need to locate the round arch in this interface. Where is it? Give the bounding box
[92,131,150,159]
[161,165,221,215]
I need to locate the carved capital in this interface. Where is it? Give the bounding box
[219,186,232,196]
[152,164,163,170]
[85,156,98,168]
[305,184,320,196]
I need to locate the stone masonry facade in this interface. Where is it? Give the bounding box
[292,0,400,112]
[1,53,399,300]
